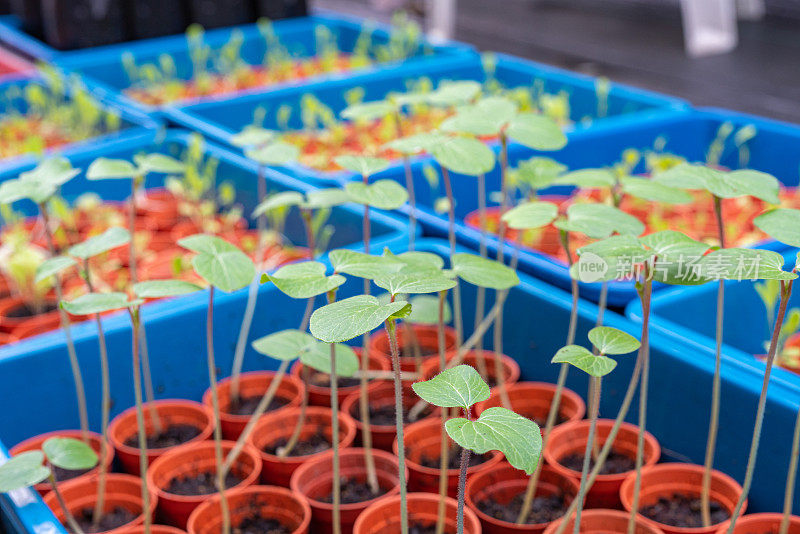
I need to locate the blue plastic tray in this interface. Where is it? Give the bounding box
[44,12,473,118]
[1,238,799,533]
[0,75,160,172]
[168,51,688,182]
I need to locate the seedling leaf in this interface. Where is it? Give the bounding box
[68,227,131,259]
[588,326,640,355]
[252,191,304,218]
[374,273,456,296]
[754,209,800,247]
[451,253,519,290]
[501,201,558,230]
[554,168,616,189]
[0,451,50,492]
[411,364,490,409]
[245,142,300,166]
[300,341,359,378]
[430,136,496,176]
[178,234,255,292]
[136,153,185,175]
[330,250,404,279]
[35,256,77,284]
[87,158,137,180]
[406,294,452,325]
[554,203,644,239]
[42,438,98,471]
[506,113,567,151]
[133,280,201,299]
[305,188,351,209]
[251,329,315,361]
[309,295,411,343]
[230,126,275,147]
[265,261,345,298]
[345,180,409,210]
[699,248,797,281]
[61,292,139,315]
[334,155,390,177]
[551,345,617,377]
[621,177,693,204]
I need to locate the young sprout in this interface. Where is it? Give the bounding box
[655,163,780,527]
[552,326,641,533]
[413,364,542,534]
[178,234,255,534]
[0,437,98,534]
[0,158,87,437]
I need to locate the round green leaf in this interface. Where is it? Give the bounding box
[554,168,616,189]
[87,157,137,180]
[309,295,411,343]
[430,136,496,177]
[0,158,80,205]
[555,203,644,239]
[514,157,567,190]
[230,126,275,148]
[265,261,345,299]
[588,326,640,355]
[251,329,315,361]
[305,188,350,209]
[252,191,304,218]
[68,227,131,260]
[299,341,360,378]
[329,250,404,279]
[506,113,567,151]
[698,248,797,282]
[0,451,50,493]
[411,364,490,409]
[133,280,202,299]
[426,81,483,107]
[178,234,256,293]
[35,256,77,284]
[61,292,139,316]
[451,253,519,290]
[445,407,542,475]
[406,294,452,325]
[621,177,693,204]
[374,273,456,296]
[552,345,617,377]
[245,142,300,166]
[135,153,185,175]
[501,201,558,230]
[345,180,409,210]
[42,437,98,471]
[754,209,800,248]
[334,156,391,177]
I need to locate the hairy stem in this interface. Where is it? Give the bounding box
[456,407,473,534]
[129,309,151,534]
[90,313,110,527]
[442,167,463,347]
[781,402,800,534]
[386,319,409,534]
[48,473,84,534]
[574,377,602,534]
[329,291,342,534]
[436,290,450,534]
[473,172,489,379]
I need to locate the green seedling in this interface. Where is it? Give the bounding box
[413,364,542,534]
[0,437,98,534]
[551,327,640,533]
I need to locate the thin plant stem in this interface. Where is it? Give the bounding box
[206,288,230,534]
[702,196,726,527]
[627,272,653,534]
[473,172,489,380]
[386,318,409,534]
[574,377,602,534]
[48,472,84,534]
[491,137,510,399]
[781,403,800,534]
[328,290,342,534]
[129,309,151,534]
[442,167,464,346]
[436,290,450,534]
[38,203,88,439]
[456,406,473,534]
[726,278,795,534]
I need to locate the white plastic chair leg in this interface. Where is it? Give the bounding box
[680,0,738,57]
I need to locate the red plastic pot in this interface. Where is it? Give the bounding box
[543,508,665,534]
[369,323,457,372]
[290,348,391,407]
[136,189,181,231]
[420,350,522,395]
[719,513,800,534]
[187,485,311,534]
[202,371,304,440]
[476,381,586,434]
[147,440,262,528]
[290,447,405,534]
[341,381,440,452]
[11,430,113,495]
[108,400,215,475]
[0,295,61,335]
[122,525,186,534]
[397,417,503,498]
[43,473,157,534]
[246,406,357,487]
[543,419,660,509]
[466,463,580,533]
[620,463,744,534]
[353,492,482,534]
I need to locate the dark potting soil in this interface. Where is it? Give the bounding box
[228,395,290,416]
[123,424,202,449]
[559,450,636,475]
[7,301,57,318]
[309,372,360,389]
[639,493,730,528]
[52,465,90,482]
[68,507,137,533]
[357,403,433,426]
[233,514,291,534]
[319,477,388,504]
[418,445,490,469]
[478,493,568,524]
[409,524,451,534]
[263,432,331,457]
[165,470,244,496]
[532,413,568,428]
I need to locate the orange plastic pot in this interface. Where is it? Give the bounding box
[247,406,357,487]
[466,463,579,533]
[369,323,457,372]
[353,492,482,534]
[43,473,157,534]
[0,295,61,335]
[290,447,404,534]
[122,525,186,534]
[719,513,800,534]
[0,331,19,345]
[341,381,439,452]
[109,400,214,475]
[543,420,660,509]
[147,440,262,528]
[136,189,181,230]
[620,463,743,534]
[543,509,665,534]
[11,430,113,495]
[421,350,522,394]
[476,381,585,434]
[397,417,503,498]
[203,371,304,440]
[187,485,311,534]
[290,348,390,407]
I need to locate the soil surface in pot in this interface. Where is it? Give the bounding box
[478,493,568,524]
[263,431,331,457]
[166,470,244,496]
[559,450,635,474]
[228,395,290,416]
[355,403,433,426]
[639,494,729,528]
[70,506,138,533]
[531,413,568,428]
[6,301,57,318]
[52,465,91,482]
[320,477,389,504]
[309,372,361,389]
[409,523,454,534]
[233,513,293,534]
[418,445,491,469]
[123,423,202,449]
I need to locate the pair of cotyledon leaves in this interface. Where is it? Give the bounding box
[552,326,641,378]
[0,437,97,493]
